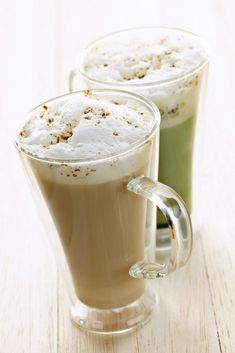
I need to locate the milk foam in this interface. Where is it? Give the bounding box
[81,29,207,128]
[17,92,156,184]
[83,29,206,85]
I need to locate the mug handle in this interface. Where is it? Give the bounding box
[68,70,76,92]
[127,176,193,279]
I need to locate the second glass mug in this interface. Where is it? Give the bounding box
[69,27,209,231]
[15,90,192,334]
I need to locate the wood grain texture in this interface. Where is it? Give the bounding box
[57,235,221,353]
[0,1,58,352]
[1,0,235,352]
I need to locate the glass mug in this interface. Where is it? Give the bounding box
[69,27,209,229]
[15,90,192,333]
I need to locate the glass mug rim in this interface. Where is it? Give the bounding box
[14,89,160,165]
[75,25,209,89]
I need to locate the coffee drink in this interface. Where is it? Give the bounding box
[17,91,156,309]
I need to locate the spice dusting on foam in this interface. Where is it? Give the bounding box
[17,91,155,184]
[83,30,206,85]
[82,30,207,130]
[18,91,153,160]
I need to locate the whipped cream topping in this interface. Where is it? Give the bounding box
[17,91,154,160]
[82,29,206,84]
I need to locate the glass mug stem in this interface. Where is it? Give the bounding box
[127,176,192,279]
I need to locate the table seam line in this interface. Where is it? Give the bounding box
[200,238,223,353]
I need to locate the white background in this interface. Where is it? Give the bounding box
[1,1,235,352]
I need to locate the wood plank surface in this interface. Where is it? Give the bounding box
[1,0,235,352]
[0,1,58,352]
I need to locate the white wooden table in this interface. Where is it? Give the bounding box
[1,0,235,352]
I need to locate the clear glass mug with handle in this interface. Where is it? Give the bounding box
[15,89,192,334]
[69,27,209,233]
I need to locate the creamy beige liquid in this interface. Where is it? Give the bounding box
[17,92,155,310]
[28,158,150,309]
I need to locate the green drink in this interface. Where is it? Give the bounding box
[152,76,202,226]
[158,115,196,226]
[72,27,208,227]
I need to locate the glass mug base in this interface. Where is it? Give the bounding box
[71,287,157,334]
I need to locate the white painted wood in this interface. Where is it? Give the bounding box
[0,1,58,352]
[1,0,235,352]
[57,236,220,353]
